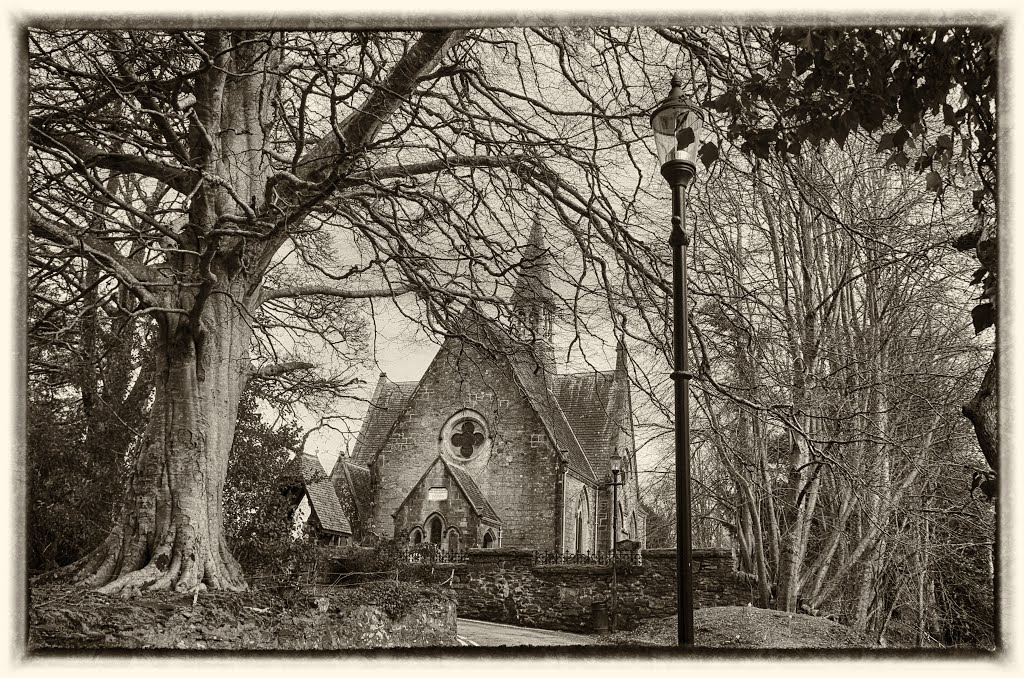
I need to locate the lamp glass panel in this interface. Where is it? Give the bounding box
[674,109,703,164]
[652,104,703,165]
[651,106,681,165]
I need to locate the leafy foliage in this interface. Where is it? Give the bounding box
[27,397,117,572]
[706,27,996,202]
[222,391,318,579]
[27,271,151,573]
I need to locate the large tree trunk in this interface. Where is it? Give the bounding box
[963,349,998,473]
[52,284,254,595]
[962,220,998,473]
[30,28,474,595]
[39,32,277,594]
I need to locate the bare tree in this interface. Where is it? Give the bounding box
[26,26,693,594]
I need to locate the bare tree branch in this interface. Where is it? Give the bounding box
[347,153,527,183]
[30,125,199,195]
[257,284,414,306]
[29,208,169,308]
[251,361,316,379]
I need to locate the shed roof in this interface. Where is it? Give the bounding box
[299,453,352,536]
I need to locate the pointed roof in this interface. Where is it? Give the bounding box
[510,211,555,311]
[350,374,418,465]
[298,453,352,535]
[615,334,628,375]
[442,459,502,525]
[394,457,502,526]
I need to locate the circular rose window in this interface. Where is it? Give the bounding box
[440,410,490,462]
[449,419,485,458]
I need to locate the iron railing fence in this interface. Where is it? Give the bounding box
[396,545,641,566]
[400,544,469,564]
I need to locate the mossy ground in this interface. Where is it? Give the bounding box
[599,606,874,649]
[27,580,454,651]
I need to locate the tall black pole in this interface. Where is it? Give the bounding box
[663,160,694,647]
[611,469,619,632]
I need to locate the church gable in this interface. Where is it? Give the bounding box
[366,333,566,547]
[392,457,500,549]
[353,222,638,551]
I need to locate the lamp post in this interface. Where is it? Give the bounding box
[609,448,622,632]
[650,74,704,647]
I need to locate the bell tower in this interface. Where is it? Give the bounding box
[510,213,556,372]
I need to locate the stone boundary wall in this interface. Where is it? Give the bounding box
[409,547,755,633]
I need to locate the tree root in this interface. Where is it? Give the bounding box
[37,526,248,596]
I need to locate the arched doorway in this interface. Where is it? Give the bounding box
[482,530,495,548]
[409,527,423,545]
[426,514,444,545]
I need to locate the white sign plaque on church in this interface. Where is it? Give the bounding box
[428,487,448,501]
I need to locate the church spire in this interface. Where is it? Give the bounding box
[511,213,554,308]
[511,210,556,371]
[615,333,628,377]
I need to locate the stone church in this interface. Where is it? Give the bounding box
[298,221,647,554]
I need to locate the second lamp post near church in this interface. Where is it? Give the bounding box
[650,73,705,647]
[608,448,623,631]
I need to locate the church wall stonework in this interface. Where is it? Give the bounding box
[370,339,562,549]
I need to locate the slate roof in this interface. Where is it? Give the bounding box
[442,460,502,525]
[507,353,597,483]
[350,375,417,465]
[299,453,352,535]
[553,369,623,470]
[332,460,371,523]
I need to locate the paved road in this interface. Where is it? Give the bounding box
[456,618,598,647]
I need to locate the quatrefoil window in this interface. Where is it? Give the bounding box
[450,420,485,458]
